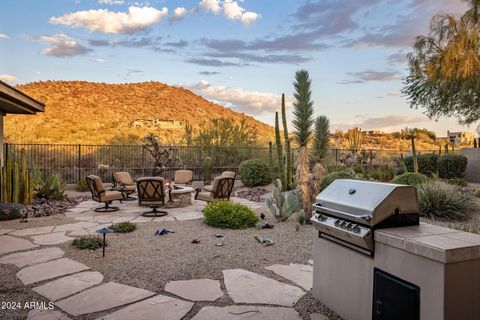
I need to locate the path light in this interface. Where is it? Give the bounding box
[96,227,114,257]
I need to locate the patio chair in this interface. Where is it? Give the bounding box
[137,177,168,217]
[86,175,125,212]
[174,170,193,186]
[195,176,235,202]
[221,171,237,179]
[112,171,136,201]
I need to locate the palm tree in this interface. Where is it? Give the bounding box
[292,70,315,220]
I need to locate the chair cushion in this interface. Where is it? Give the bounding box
[196,191,213,202]
[94,191,124,202]
[221,171,236,178]
[114,172,134,186]
[174,170,193,184]
[88,175,105,194]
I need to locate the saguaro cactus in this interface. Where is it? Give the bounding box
[1,149,34,205]
[348,127,362,153]
[275,112,287,190]
[281,94,293,190]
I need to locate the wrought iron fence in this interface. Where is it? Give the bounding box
[2,143,458,184]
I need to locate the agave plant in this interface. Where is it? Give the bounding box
[265,179,303,222]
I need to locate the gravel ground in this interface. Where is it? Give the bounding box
[0,214,77,230]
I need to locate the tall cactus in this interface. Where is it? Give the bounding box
[281,94,293,190]
[411,134,418,174]
[348,127,362,153]
[275,112,287,190]
[1,149,33,205]
[268,141,274,171]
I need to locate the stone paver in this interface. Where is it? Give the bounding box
[130,216,153,223]
[27,309,71,320]
[174,212,203,221]
[0,235,39,255]
[308,260,313,265]
[153,216,176,222]
[99,294,193,320]
[17,258,90,285]
[0,247,64,267]
[265,263,313,290]
[191,305,302,320]
[53,222,98,232]
[0,228,13,235]
[33,271,104,301]
[55,282,155,316]
[309,313,329,320]
[223,269,304,306]
[31,232,74,245]
[67,229,90,237]
[165,279,223,301]
[9,226,55,237]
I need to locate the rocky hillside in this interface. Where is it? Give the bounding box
[5,81,275,145]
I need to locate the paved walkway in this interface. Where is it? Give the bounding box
[0,197,319,320]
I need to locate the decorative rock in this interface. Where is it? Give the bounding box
[99,294,193,320]
[222,269,305,306]
[27,309,71,320]
[191,305,302,320]
[31,232,74,245]
[0,247,64,267]
[33,271,104,301]
[0,203,27,221]
[0,228,14,235]
[0,235,39,255]
[55,282,155,316]
[265,263,313,290]
[10,226,55,237]
[309,313,329,320]
[17,258,90,285]
[53,222,98,232]
[165,279,223,301]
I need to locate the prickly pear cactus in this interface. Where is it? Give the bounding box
[266,179,302,222]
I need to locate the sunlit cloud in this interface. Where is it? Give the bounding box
[0,74,20,86]
[33,34,92,57]
[0,33,9,40]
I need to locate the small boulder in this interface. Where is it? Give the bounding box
[0,203,27,221]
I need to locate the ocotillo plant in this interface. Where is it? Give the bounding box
[275,112,287,190]
[347,127,362,153]
[281,93,293,190]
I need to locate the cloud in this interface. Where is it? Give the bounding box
[98,0,124,4]
[241,12,260,27]
[199,71,221,76]
[33,34,92,57]
[332,115,426,132]
[223,1,243,19]
[93,58,105,63]
[186,80,293,115]
[88,36,155,47]
[339,69,402,84]
[0,33,9,40]
[199,0,221,15]
[386,91,401,97]
[386,50,408,64]
[49,6,168,34]
[169,7,188,24]
[164,40,188,48]
[0,74,20,86]
[185,58,247,67]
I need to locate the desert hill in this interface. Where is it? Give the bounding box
[5,81,276,145]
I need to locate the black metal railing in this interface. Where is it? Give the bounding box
[2,143,458,184]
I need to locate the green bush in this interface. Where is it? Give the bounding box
[417,180,476,220]
[445,178,468,187]
[239,159,272,187]
[76,179,89,192]
[203,200,259,229]
[37,173,67,200]
[474,189,480,198]
[72,236,105,250]
[109,221,136,233]
[438,154,468,179]
[320,171,355,190]
[404,153,439,176]
[390,173,428,186]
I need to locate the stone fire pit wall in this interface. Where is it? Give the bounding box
[312,223,480,320]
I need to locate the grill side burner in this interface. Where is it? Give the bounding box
[311,179,419,255]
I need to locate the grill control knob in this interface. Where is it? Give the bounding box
[352,225,361,233]
[346,223,354,230]
[340,221,348,228]
[334,219,342,227]
[319,215,328,222]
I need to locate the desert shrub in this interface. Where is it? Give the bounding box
[365,166,395,182]
[76,179,89,192]
[203,200,259,229]
[449,222,480,234]
[320,171,355,190]
[326,165,348,173]
[239,159,272,187]
[0,203,27,221]
[474,189,480,198]
[390,173,428,186]
[109,221,136,233]
[72,236,105,250]
[445,178,468,187]
[404,153,439,176]
[417,180,476,220]
[438,154,468,179]
[36,173,66,200]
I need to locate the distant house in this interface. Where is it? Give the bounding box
[131,119,182,129]
[447,130,475,146]
[362,130,383,136]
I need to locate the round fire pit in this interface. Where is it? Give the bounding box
[165,186,194,208]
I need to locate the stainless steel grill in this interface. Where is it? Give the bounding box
[310,179,419,255]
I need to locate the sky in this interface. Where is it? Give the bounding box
[0,0,476,136]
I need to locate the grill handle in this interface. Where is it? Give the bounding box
[314,204,372,221]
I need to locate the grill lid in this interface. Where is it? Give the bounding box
[314,179,418,226]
